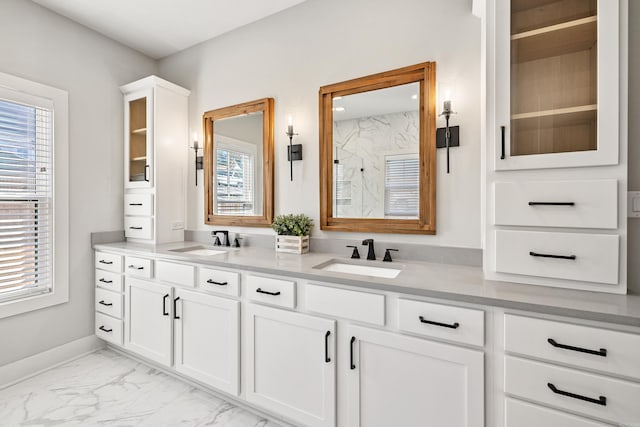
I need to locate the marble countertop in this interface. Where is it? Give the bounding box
[93,241,640,327]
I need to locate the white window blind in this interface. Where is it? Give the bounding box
[0,98,53,302]
[215,147,255,215]
[384,156,420,218]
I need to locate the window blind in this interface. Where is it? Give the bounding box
[0,98,53,302]
[215,147,255,215]
[384,156,419,217]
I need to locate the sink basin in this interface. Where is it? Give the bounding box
[314,260,402,279]
[169,246,226,256]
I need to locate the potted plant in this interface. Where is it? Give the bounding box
[272,214,313,254]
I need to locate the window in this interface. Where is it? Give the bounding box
[0,71,68,318]
[215,144,255,216]
[384,154,420,218]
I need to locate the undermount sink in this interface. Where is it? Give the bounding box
[169,246,226,256]
[314,259,402,279]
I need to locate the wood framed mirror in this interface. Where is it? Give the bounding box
[203,98,274,227]
[319,62,437,234]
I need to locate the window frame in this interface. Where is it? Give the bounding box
[0,71,69,319]
[384,153,420,219]
[214,135,259,216]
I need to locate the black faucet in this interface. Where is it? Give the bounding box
[213,230,230,247]
[362,239,375,261]
[346,245,360,259]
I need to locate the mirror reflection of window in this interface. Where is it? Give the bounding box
[332,82,420,220]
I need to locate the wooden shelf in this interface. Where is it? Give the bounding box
[131,128,147,135]
[512,104,596,131]
[131,156,147,162]
[511,16,596,63]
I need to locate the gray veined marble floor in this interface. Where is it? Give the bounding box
[0,349,278,427]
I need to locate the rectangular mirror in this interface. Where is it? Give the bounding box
[203,98,274,227]
[319,62,437,234]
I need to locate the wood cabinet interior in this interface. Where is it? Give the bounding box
[129,98,147,179]
[510,0,597,156]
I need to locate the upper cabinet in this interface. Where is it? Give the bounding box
[495,0,619,170]
[121,76,190,244]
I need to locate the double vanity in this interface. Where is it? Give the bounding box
[93,240,640,427]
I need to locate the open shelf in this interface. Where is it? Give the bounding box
[512,104,596,121]
[511,16,596,63]
[131,127,147,135]
[131,156,147,162]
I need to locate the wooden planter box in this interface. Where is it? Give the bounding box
[275,235,310,254]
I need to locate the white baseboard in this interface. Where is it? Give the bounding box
[0,335,104,389]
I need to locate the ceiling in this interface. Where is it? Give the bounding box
[31,0,308,59]
[333,83,420,122]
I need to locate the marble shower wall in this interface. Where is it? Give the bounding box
[333,110,419,218]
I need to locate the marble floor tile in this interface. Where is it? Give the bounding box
[0,349,277,427]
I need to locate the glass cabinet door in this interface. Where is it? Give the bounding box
[496,0,619,170]
[125,90,153,188]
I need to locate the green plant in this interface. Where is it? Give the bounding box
[272,214,313,237]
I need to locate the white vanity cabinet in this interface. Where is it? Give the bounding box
[347,324,484,427]
[245,303,336,427]
[173,288,240,396]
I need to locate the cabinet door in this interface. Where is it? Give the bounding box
[124,88,153,188]
[173,289,240,396]
[347,325,484,427]
[124,278,172,366]
[495,0,619,170]
[246,304,335,427]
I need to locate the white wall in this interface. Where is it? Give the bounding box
[159,0,483,248]
[0,0,156,366]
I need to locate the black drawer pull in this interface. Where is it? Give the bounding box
[206,279,228,286]
[547,338,607,357]
[173,297,180,319]
[129,226,143,230]
[256,288,281,296]
[547,382,606,406]
[98,300,113,307]
[98,326,113,333]
[128,265,144,270]
[128,203,143,206]
[350,336,356,370]
[98,260,113,265]
[500,126,506,160]
[162,293,169,316]
[325,331,331,363]
[530,251,576,260]
[528,202,575,206]
[99,278,113,284]
[419,316,460,329]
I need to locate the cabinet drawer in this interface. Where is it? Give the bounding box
[95,270,123,293]
[124,216,153,240]
[494,180,617,229]
[95,252,122,273]
[505,398,611,427]
[95,287,123,319]
[505,356,640,424]
[156,260,195,287]
[198,266,240,297]
[398,299,484,347]
[306,284,385,325]
[495,230,619,284]
[124,193,154,216]
[124,256,153,278]
[246,275,296,309]
[505,314,640,380]
[95,312,123,346]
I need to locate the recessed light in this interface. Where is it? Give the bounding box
[333,96,343,101]
[333,107,345,112]
[411,94,418,100]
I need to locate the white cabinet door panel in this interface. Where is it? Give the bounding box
[174,289,239,396]
[348,325,484,427]
[246,303,335,427]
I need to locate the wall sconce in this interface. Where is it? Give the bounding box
[190,132,203,186]
[436,83,460,174]
[286,114,302,181]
